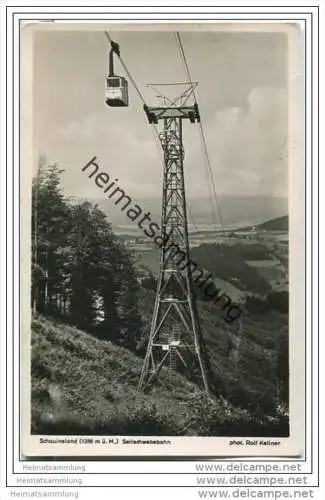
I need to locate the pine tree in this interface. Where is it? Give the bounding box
[32,160,68,314]
[31,159,142,347]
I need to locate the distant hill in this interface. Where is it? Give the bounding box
[77,196,288,229]
[257,215,288,231]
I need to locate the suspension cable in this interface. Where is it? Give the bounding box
[104,31,163,158]
[174,30,215,230]
[175,30,217,229]
[104,31,198,232]
[104,31,147,107]
[175,32,225,235]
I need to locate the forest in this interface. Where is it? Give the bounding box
[31,162,289,437]
[32,162,142,351]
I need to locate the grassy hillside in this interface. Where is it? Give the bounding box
[134,289,288,419]
[31,312,288,437]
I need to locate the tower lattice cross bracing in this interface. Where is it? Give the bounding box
[138,88,212,395]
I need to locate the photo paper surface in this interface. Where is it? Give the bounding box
[20,21,305,458]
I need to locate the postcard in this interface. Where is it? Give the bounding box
[20,20,304,457]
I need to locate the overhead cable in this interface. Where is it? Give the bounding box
[175,32,225,235]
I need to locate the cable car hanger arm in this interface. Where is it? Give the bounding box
[109,40,120,77]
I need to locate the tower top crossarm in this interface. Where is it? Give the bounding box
[143,82,201,124]
[144,104,200,123]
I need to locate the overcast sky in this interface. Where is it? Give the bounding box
[33,27,288,200]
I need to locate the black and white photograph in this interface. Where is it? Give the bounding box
[20,21,304,457]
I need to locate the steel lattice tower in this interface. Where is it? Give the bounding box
[138,85,212,395]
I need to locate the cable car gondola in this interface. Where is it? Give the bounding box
[105,41,129,107]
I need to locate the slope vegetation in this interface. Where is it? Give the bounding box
[31,313,288,437]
